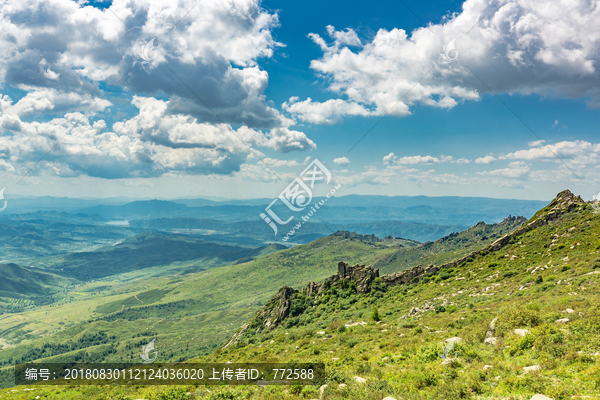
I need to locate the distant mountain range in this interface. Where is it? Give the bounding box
[3,194,548,227]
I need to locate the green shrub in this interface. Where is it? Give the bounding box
[372,307,381,322]
[435,305,446,313]
[496,305,541,336]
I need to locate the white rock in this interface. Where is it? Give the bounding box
[316,331,325,335]
[483,365,493,371]
[383,398,398,400]
[484,337,498,345]
[530,395,553,400]
[444,337,462,344]
[338,383,347,389]
[353,376,367,383]
[523,365,541,373]
[514,329,530,337]
[555,318,569,324]
[564,308,575,314]
[332,358,340,361]
[319,384,328,394]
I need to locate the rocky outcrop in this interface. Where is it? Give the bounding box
[224,286,297,348]
[225,262,380,347]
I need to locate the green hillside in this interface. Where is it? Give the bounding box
[0,263,69,296]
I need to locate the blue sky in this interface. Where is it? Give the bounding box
[0,0,599,201]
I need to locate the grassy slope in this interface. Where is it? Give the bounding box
[6,196,598,399]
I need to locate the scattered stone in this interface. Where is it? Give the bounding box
[409,307,419,316]
[510,255,518,260]
[338,383,347,389]
[523,365,541,373]
[444,337,463,344]
[483,365,493,371]
[295,346,299,349]
[383,398,398,400]
[316,331,325,335]
[353,376,367,383]
[325,334,333,339]
[319,384,328,395]
[485,318,497,339]
[555,318,570,324]
[514,329,530,337]
[564,308,575,314]
[332,358,339,361]
[345,321,367,327]
[530,395,553,400]
[484,337,498,346]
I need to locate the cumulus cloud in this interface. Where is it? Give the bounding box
[0,0,319,179]
[333,157,350,166]
[504,140,600,165]
[383,153,462,166]
[0,0,293,129]
[0,95,314,179]
[287,0,600,124]
[475,155,496,164]
[282,97,370,124]
[478,161,530,179]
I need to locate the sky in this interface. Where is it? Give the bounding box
[0,0,599,201]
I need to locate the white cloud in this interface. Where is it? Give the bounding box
[478,161,530,179]
[528,140,546,147]
[0,95,315,179]
[288,0,600,124]
[333,157,350,166]
[475,155,496,164]
[282,97,370,124]
[456,157,470,165]
[0,0,292,130]
[505,140,600,165]
[383,153,460,166]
